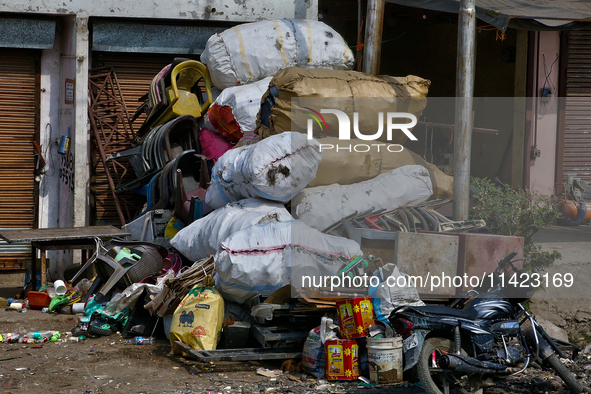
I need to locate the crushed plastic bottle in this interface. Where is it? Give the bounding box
[24,331,57,340]
[0,333,20,343]
[127,336,155,345]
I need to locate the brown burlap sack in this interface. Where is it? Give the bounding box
[255,67,430,145]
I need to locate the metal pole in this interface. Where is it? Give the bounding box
[452,0,476,221]
[362,0,385,75]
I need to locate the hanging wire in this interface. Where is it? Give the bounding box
[476,24,507,41]
[42,123,58,177]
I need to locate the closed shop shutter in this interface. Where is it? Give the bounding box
[90,52,199,224]
[564,28,591,183]
[0,49,39,269]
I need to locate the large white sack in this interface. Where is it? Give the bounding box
[292,165,433,231]
[201,19,354,89]
[206,132,322,209]
[212,77,272,134]
[214,220,362,304]
[170,198,292,261]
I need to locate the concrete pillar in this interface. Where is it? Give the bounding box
[73,14,90,262]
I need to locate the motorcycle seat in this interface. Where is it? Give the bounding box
[411,305,479,320]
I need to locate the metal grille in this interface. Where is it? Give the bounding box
[0,49,38,269]
[565,28,591,183]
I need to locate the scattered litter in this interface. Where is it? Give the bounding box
[256,368,282,378]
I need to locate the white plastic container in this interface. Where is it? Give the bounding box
[53,280,67,295]
[367,336,403,384]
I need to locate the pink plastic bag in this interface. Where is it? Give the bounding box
[199,127,233,161]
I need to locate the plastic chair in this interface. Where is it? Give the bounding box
[161,115,199,162]
[152,60,213,127]
[172,153,213,225]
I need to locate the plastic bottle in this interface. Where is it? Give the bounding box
[10,302,24,311]
[0,333,20,343]
[74,278,92,292]
[24,331,57,340]
[19,336,47,344]
[128,336,155,345]
[75,278,91,292]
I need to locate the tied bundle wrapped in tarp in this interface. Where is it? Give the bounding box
[292,165,434,231]
[205,132,322,209]
[170,198,292,261]
[311,136,453,200]
[256,67,430,145]
[214,220,362,304]
[208,77,273,143]
[201,19,354,89]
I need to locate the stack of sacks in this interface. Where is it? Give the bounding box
[199,19,354,149]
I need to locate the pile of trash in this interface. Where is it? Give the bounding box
[4,18,494,386]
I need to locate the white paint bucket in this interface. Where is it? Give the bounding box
[367,336,403,384]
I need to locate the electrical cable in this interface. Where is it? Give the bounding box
[538,53,559,119]
[42,123,59,177]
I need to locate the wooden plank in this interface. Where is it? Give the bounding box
[0,225,129,243]
[174,341,301,362]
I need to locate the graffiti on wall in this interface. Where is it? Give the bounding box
[58,152,74,191]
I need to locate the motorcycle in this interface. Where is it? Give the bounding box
[389,252,585,394]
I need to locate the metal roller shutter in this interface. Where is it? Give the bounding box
[564,28,591,183]
[0,49,39,269]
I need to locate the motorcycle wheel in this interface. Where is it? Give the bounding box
[417,337,478,394]
[545,353,584,394]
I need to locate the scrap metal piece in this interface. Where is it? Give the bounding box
[174,341,301,362]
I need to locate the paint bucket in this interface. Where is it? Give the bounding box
[367,336,403,384]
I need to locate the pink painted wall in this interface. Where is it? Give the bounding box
[528,31,560,195]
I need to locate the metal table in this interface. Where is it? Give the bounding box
[0,226,130,288]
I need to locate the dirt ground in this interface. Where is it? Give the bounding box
[0,307,589,394]
[530,224,591,346]
[0,225,589,394]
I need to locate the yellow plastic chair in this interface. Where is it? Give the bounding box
[153,60,213,127]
